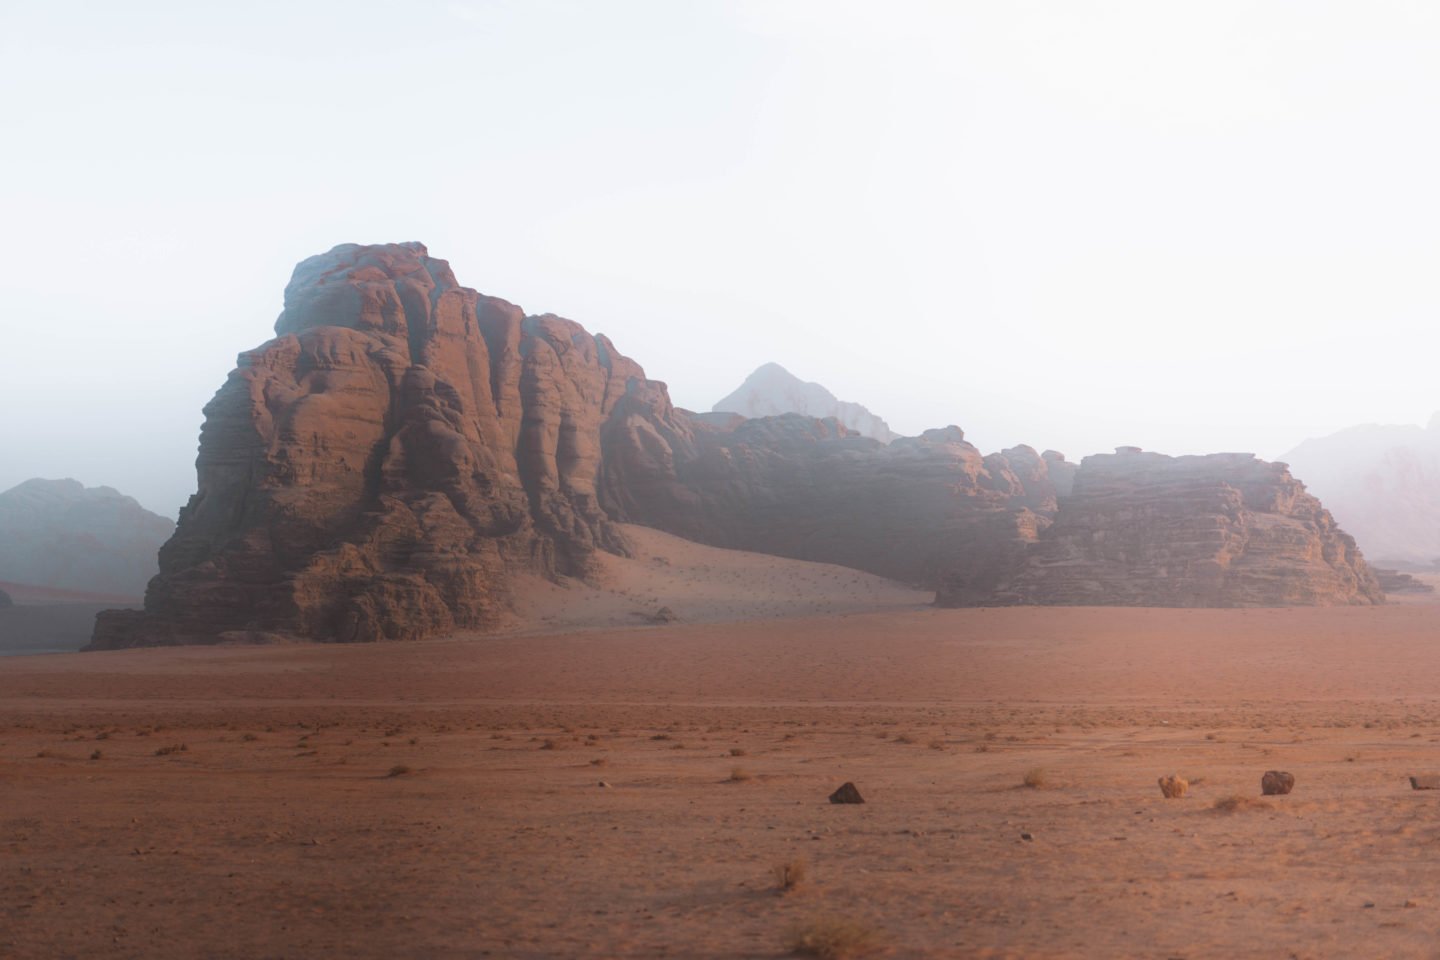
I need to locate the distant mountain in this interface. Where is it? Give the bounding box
[0,478,174,597]
[1280,414,1440,567]
[712,362,897,443]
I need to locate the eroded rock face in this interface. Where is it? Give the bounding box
[91,243,645,648]
[602,414,1071,589]
[0,479,174,597]
[949,448,1383,608]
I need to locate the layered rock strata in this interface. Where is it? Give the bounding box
[941,449,1384,607]
[92,242,644,647]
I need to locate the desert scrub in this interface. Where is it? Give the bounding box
[1022,767,1047,789]
[774,858,807,893]
[386,764,412,778]
[786,916,881,958]
[728,767,754,782]
[154,744,188,757]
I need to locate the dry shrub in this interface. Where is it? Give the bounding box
[730,747,747,757]
[89,750,102,761]
[154,744,187,757]
[774,858,807,892]
[1022,767,1047,789]
[387,764,412,778]
[540,739,559,750]
[241,733,259,742]
[1212,794,1270,813]
[928,739,945,751]
[786,916,881,958]
[729,767,754,782]
[893,733,916,745]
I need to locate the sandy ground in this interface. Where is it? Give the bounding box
[6,597,1440,958]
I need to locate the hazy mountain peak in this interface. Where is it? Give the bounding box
[712,363,897,444]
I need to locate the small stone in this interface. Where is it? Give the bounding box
[829,782,865,804]
[597,781,611,788]
[1261,770,1295,796]
[1020,832,1034,841]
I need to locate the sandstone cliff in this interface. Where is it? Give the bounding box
[602,415,1070,588]
[712,362,898,443]
[92,242,649,647]
[0,479,173,597]
[93,244,1381,648]
[940,448,1384,607]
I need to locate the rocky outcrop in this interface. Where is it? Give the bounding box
[712,362,897,443]
[92,243,1380,648]
[1373,568,1435,594]
[944,449,1383,608]
[92,242,648,648]
[0,479,173,597]
[602,414,1072,590]
[1281,415,1440,567]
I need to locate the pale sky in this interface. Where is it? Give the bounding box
[3,1,1439,517]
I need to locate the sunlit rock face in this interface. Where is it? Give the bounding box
[92,243,649,647]
[712,362,898,444]
[941,448,1385,608]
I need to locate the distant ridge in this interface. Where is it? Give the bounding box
[0,478,173,598]
[1281,413,1440,567]
[712,362,897,443]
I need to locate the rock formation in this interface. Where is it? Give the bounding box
[92,242,647,648]
[712,362,897,443]
[1372,568,1435,594]
[602,413,1074,590]
[942,448,1383,608]
[0,479,173,597]
[1281,415,1440,567]
[92,243,1382,648]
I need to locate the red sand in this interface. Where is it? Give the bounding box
[6,598,1440,958]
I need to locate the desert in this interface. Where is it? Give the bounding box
[8,590,1440,958]
[10,6,1440,958]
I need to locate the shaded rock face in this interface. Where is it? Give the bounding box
[944,449,1384,608]
[0,479,174,597]
[92,243,647,648]
[602,413,1071,590]
[712,362,897,444]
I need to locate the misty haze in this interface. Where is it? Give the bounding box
[5,3,1440,959]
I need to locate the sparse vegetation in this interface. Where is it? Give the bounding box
[730,747,747,757]
[786,916,881,958]
[89,750,102,761]
[1022,767,1048,789]
[928,739,945,750]
[729,767,754,782]
[154,744,188,757]
[242,732,259,741]
[540,739,559,750]
[387,764,412,778]
[774,858,807,892]
[893,733,916,745]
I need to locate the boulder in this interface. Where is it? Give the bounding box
[829,782,865,804]
[1261,770,1295,796]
